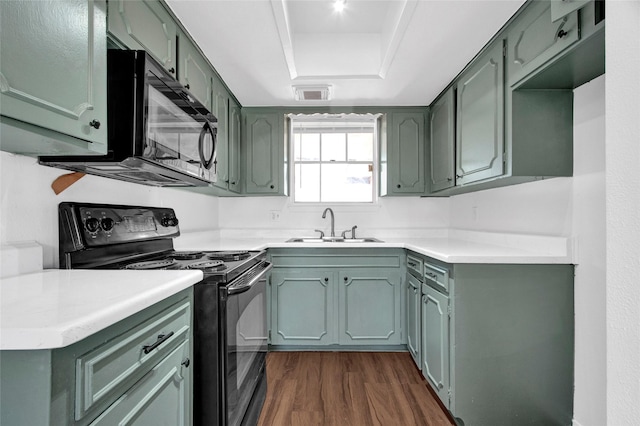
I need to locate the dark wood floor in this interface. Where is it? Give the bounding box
[257,351,454,426]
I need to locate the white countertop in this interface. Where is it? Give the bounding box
[175,229,573,264]
[0,269,202,350]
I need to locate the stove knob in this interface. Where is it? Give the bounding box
[101,217,115,232]
[85,217,100,233]
[161,216,179,227]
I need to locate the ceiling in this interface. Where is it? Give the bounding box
[165,0,526,107]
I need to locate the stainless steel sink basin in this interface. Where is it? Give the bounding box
[286,237,383,243]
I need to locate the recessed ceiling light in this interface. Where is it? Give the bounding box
[333,0,346,13]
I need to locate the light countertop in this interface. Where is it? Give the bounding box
[175,229,573,264]
[0,269,202,350]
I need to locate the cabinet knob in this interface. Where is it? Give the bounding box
[447,177,453,182]
[396,184,401,188]
[181,358,190,368]
[456,174,463,179]
[169,67,175,74]
[344,277,348,282]
[230,181,236,185]
[270,185,275,189]
[89,119,101,129]
[438,382,444,389]
[324,277,329,282]
[185,84,190,90]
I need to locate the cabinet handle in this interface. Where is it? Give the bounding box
[181,358,190,368]
[89,119,101,129]
[169,67,175,74]
[230,181,236,185]
[557,29,569,39]
[447,177,453,182]
[426,272,437,279]
[456,174,463,179]
[408,261,416,267]
[142,332,174,354]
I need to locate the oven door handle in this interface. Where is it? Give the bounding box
[228,261,273,295]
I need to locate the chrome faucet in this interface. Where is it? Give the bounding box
[322,208,335,237]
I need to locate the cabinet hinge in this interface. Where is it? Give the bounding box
[503,44,506,57]
[447,305,452,317]
[268,330,271,340]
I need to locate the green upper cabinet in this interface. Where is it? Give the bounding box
[228,98,242,193]
[177,31,213,110]
[455,40,505,186]
[382,111,427,195]
[107,0,177,76]
[429,89,455,192]
[211,76,229,190]
[507,0,579,87]
[242,110,285,195]
[0,0,108,155]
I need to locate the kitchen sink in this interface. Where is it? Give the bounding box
[286,237,383,243]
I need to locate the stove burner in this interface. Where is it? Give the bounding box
[188,260,227,272]
[207,250,250,262]
[125,258,177,270]
[169,251,204,260]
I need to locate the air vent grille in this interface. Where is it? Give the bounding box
[292,85,331,101]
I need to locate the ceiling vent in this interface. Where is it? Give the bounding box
[292,85,332,101]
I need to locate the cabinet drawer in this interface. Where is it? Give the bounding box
[406,255,424,279]
[88,339,190,426]
[75,300,190,420]
[424,263,449,294]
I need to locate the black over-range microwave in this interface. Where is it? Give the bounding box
[40,50,218,187]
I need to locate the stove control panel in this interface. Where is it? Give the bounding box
[59,203,180,247]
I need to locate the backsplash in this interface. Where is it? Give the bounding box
[0,152,219,268]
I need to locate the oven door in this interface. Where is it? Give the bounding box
[221,261,272,426]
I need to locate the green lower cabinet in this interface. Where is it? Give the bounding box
[338,269,402,345]
[421,283,450,408]
[270,269,337,346]
[268,248,403,349]
[423,263,574,426]
[89,339,191,426]
[0,290,192,426]
[406,272,422,367]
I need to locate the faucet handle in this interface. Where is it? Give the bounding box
[351,225,358,239]
[340,229,350,238]
[314,229,325,238]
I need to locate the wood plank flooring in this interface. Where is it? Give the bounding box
[257,352,454,426]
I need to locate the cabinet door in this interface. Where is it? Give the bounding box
[422,285,450,408]
[387,112,426,194]
[456,41,504,186]
[270,269,336,346]
[339,268,402,345]
[178,33,213,111]
[243,112,283,194]
[429,89,455,192]
[212,77,229,189]
[228,98,242,193]
[0,0,107,153]
[89,340,191,426]
[507,0,579,86]
[406,273,422,368]
[107,0,177,76]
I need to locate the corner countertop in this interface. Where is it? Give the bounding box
[0,269,203,350]
[175,229,573,264]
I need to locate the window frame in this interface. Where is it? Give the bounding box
[288,117,380,205]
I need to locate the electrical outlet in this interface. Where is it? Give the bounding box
[270,210,281,221]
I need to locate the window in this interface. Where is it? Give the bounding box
[290,114,378,203]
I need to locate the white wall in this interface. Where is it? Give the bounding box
[0,152,219,268]
[449,75,606,425]
[218,195,450,237]
[606,2,640,425]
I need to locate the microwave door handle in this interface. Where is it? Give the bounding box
[228,262,273,296]
[198,120,216,170]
